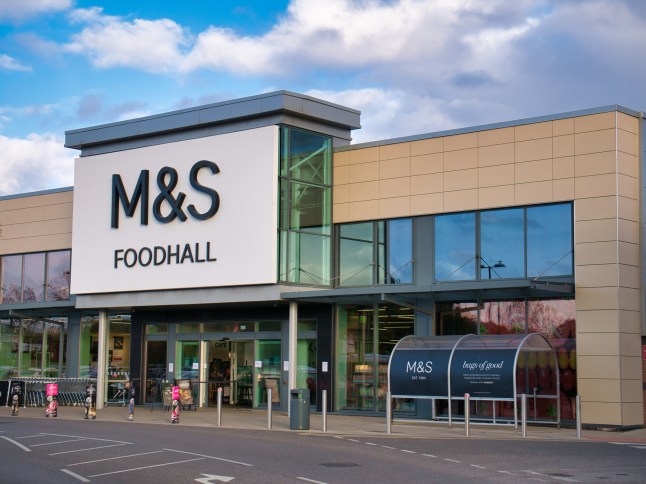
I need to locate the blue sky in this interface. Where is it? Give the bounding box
[1,0,646,195]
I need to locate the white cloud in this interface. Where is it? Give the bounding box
[0,133,74,195]
[65,7,191,73]
[0,54,31,71]
[0,0,72,22]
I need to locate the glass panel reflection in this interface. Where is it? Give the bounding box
[480,208,524,278]
[386,218,413,284]
[339,222,373,286]
[46,251,70,301]
[435,212,476,280]
[527,204,573,277]
[23,253,45,302]
[2,255,22,303]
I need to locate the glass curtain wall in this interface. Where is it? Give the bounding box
[79,316,99,378]
[0,318,20,378]
[336,305,414,412]
[436,298,576,420]
[1,250,71,303]
[434,203,573,282]
[338,218,413,287]
[279,127,332,285]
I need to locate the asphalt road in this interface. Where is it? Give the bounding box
[0,416,645,483]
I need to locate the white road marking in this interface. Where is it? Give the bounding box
[15,435,52,439]
[49,443,130,455]
[348,439,360,443]
[165,448,254,467]
[31,438,89,447]
[422,454,436,458]
[551,477,580,483]
[0,436,31,452]
[381,446,395,449]
[470,464,486,469]
[364,442,377,446]
[195,474,235,483]
[401,450,416,454]
[444,458,461,463]
[296,478,327,484]
[67,450,166,467]
[632,446,646,449]
[39,433,131,444]
[498,470,519,476]
[60,468,90,482]
[88,457,204,477]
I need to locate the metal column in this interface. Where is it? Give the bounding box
[288,302,298,417]
[96,310,109,410]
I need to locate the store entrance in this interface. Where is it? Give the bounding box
[206,340,253,407]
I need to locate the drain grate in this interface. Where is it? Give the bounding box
[319,463,360,468]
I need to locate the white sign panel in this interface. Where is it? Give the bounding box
[71,126,279,294]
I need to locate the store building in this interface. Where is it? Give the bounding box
[0,91,644,429]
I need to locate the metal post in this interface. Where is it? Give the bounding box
[431,398,436,420]
[322,389,327,433]
[216,387,222,427]
[464,394,470,437]
[493,399,496,424]
[267,388,272,429]
[386,391,392,434]
[533,387,537,420]
[521,394,527,438]
[576,395,582,439]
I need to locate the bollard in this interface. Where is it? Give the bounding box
[216,387,222,427]
[521,394,527,438]
[322,389,327,433]
[45,383,58,418]
[267,388,272,429]
[128,382,136,421]
[576,395,582,439]
[171,386,180,424]
[386,391,392,435]
[85,383,97,420]
[464,393,470,437]
[11,382,23,416]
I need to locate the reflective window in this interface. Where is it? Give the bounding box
[385,218,413,284]
[435,212,476,280]
[278,127,333,285]
[479,300,526,334]
[0,318,19,378]
[46,251,70,301]
[79,316,99,378]
[339,222,374,286]
[23,253,45,302]
[177,323,200,333]
[145,323,168,335]
[436,302,478,335]
[527,204,573,276]
[2,255,22,303]
[480,208,524,278]
[21,319,43,376]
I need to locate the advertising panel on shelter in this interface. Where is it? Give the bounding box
[389,349,450,397]
[71,126,279,294]
[450,349,517,399]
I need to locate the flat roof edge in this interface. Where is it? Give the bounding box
[65,90,361,150]
[0,186,73,201]
[336,104,642,152]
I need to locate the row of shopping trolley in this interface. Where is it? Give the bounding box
[2,378,97,407]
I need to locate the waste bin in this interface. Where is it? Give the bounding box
[289,388,310,430]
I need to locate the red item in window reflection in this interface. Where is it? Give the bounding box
[561,369,575,392]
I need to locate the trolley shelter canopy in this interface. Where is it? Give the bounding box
[388,334,556,401]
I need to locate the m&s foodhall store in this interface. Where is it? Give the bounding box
[0,91,644,429]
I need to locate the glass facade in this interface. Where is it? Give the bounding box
[279,127,333,285]
[1,250,71,304]
[335,305,415,412]
[337,218,413,286]
[436,298,576,420]
[435,203,573,281]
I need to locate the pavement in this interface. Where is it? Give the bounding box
[6,404,646,443]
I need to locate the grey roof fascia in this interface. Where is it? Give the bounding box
[335,104,641,152]
[0,186,73,201]
[65,91,361,152]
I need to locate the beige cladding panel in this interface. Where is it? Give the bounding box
[444,189,478,213]
[575,241,618,266]
[575,309,619,333]
[478,164,514,188]
[553,156,574,179]
[515,159,552,184]
[574,196,617,221]
[411,193,443,215]
[514,180,552,205]
[444,169,478,191]
[478,143,514,167]
[515,138,552,163]
[553,117,574,136]
[444,148,478,171]
[349,161,380,183]
[380,157,410,179]
[379,177,410,198]
[515,121,552,141]
[577,355,620,380]
[617,152,638,178]
[575,112,616,133]
[379,142,410,160]
[583,402,622,426]
[444,132,477,151]
[578,378,620,402]
[411,152,443,175]
[478,126,514,146]
[621,356,643,379]
[478,185,515,209]
[617,129,638,156]
[410,137,443,156]
[553,135,574,158]
[619,309,641,334]
[553,178,574,201]
[411,173,443,195]
[574,129,616,155]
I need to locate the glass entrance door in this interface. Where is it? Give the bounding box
[144,341,167,404]
[255,339,281,407]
